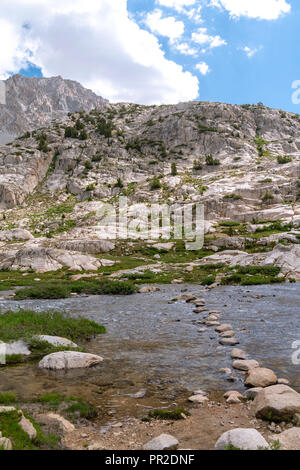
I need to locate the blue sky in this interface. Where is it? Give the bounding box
[127,0,299,111]
[0,0,298,111]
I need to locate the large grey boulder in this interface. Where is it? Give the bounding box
[245,368,277,388]
[39,351,103,370]
[215,428,269,450]
[37,413,75,433]
[55,239,115,254]
[269,427,300,450]
[143,434,179,450]
[244,388,263,401]
[0,229,33,241]
[0,246,101,273]
[254,385,300,421]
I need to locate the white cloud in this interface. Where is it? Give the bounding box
[157,0,196,11]
[145,9,184,43]
[196,61,210,75]
[0,0,199,105]
[192,28,227,48]
[211,0,291,20]
[242,45,263,58]
[175,42,198,56]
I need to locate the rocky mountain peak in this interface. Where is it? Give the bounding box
[0,74,108,144]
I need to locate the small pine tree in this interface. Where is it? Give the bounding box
[114,177,124,188]
[171,163,177,176]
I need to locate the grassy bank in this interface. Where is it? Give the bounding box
[0,410,61,450]
[0,392,98,450]
[14,279,136,300]
[0,309,105,343]
[220,265,285,286]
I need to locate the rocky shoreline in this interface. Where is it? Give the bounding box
[1,286,300,450]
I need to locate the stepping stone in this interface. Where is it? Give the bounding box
[231,348,247,360]
[205,321,220,327]
[219,338,240,346]
[215,324,233,333]
[205,315,219,322]
[190,298,205,305]
[194,307,208,313]
[232,360,260,372]
[219,330,235,338]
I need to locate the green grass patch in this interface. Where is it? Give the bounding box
[201,274,216,286]
[146,407,190,421]
[0,309,106,343]
[36,394,97,420]
[236,265,281,276]
[66,397,98,419]
[0,392,17,405]
[0,410,60,450]
[14,279,136,300]
[36,393,64,409]
[46,204,74,216]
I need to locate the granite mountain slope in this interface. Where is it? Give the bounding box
[0,93,299,279]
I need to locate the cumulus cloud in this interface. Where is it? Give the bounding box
[192,28,227,49]
[242,45,263,58]
[196,62,210,75]
[145,9,184,43]
[157,0,196,11]
[211,0,291,20]
[175,42,198,56]
[0,0,199,105]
